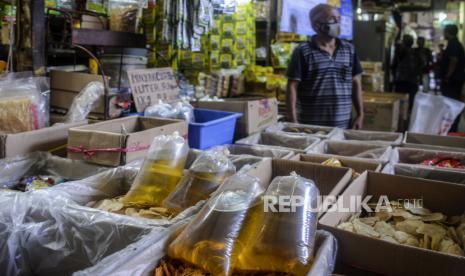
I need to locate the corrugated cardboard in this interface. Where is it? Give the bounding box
[225,144,294,159]
[404,132,465,153]
[236,132,321,154]
[319,172,465,275]
[365,92,409,132]
[292,154,383,173]
[0,121,87,158]
[195,97,278,138]
[332,129,403,146]
[50,71,107,116]
[311,140,392,164]
[67,117,188,166]
[360,97,400,132]
[248,159,353,209]
[392,147,465,173]
[390,163,465,184]
[266,122,338,140]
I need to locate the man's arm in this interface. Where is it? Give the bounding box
[286,80,299,123]
[352,74,364,130]
[445,56,458,82]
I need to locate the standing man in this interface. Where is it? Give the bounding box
[440,24,465,132]
[415,36,433,91]
[286,4,364,129]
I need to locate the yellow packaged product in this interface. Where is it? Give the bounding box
[234,172,320,275]
[167,170,266,276]
[220,54,233,68]
[321,158,343,168]
[210,35,221,51]
[163,147,236,213]
[0,96,37,134]
[221,38,235,53]
[123,132,189,207]
[210,51,221,69]
[236,37,247,50]
[192,53,206,70]
[222,22,235,38]
[236,22,248,36]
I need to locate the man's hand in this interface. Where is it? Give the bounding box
[352,114,364,130]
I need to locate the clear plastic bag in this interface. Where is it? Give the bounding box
[123,133,189,207]
[233,172,319,275]
[166,171,266,276]
[63,82,104,123]
[0,152,108,190]
[163,147,236,213]
[226,144,294,159]
[0,72,46,134]
[108,0,143,33]
[237,132,320,152]
[0,191,153,276]
[391,147,465,171]
[332,129,403,146]
[312,140,392,162]
[144,100,195,123]
[384,163,465,184]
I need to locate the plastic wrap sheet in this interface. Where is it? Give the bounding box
[236,132,320,152]
[63,82,104,123]
[266,122,338,139]
[228,155,266,170]
[390,147,465,172]
[332,129,403,146]
[312,140,392,163]
[74,229,337,276]
[383,163,465,184]
[0,152,109,189]
[225,144,294,159]
[0,191,155,276]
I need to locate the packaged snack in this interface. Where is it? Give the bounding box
[222,22,235,38]
[221,38,235,53]
[436,158,462,168]
[163,148,236,213]
[167,171,265,276]
[322,158,343,168]
[220,54,233,68]
[210,35,221,51]
[234,172,319,275]
[123,133,189,207]
[236,21,248,36]
[108,0,142,33]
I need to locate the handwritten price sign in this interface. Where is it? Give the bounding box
[127,67,180,112]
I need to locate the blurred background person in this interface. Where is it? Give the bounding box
[391,34,422,110]
[434,43,446,92]
[440,24,465,132]
[415,36,433,92]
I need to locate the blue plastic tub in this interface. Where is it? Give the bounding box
[189,109,242,149]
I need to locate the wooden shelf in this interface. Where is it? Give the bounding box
[72,29,146,48]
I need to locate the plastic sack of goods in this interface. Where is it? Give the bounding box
[77,171,337,276]
[0,152,108,191]
[0,190,191,276]
[0,72,49,134]
[311,140,392,163]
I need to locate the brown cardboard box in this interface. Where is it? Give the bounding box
[311,140,392,164]
[225,144,295,159]
[362,73,384,92]
[332,129,403,146]
[67,117,188,166]
[248,159,353,205]
[0,121,87,158]
[361,61,383,73]
[292,154,383,174]
[388,163,465,184]
[195,97,278,139]
[81,15,107,30]
[404,132,465,153]
[360,97,400,132]
[236,132,321,154]
[392,147,465,173]
[364,92,409,132]
[51,71,105,112]
[319,172,465,275]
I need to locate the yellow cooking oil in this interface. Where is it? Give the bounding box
[233,174,319,275]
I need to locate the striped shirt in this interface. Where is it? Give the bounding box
[287,37,362,128]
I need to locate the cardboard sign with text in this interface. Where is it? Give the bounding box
[128,67,180,112]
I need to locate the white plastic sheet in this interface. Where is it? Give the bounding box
[409,92,465,135]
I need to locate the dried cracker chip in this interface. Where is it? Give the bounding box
[417,224,446,251]
[374,221,396,237]
[439,238,465,256]
[392,209,421,220]
[395,220,425,236]
[421,213,446,222]
[337,222,354,232]
[353,219,380,238]
[375,210,392,222]
[380,235,399,244]
[359,216,379,227]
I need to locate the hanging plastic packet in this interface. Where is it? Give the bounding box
[163,147,236,213]
[63,82,104,123]
[167,171,265,276]
[233,172,319,275]
[122,132,189,207]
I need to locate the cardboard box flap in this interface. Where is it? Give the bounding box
[395,147,465,172]
[297,154,382,173]
[404,132,465,152]
[393,163,465,184]
[271,159,352,197]
[312,140,392,162]
[51,71,106,92]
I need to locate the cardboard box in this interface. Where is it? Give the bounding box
[359,97,400,132]
[319,172,465,275]
[364,92,409,132]
[81,15,107,30]
[50,71,132,120]
[0,121,87,158]
[392,147,465,173]
[195,97,278,138]
[67,117,188,166]
[332,129,403,146]
[404,132,465,153]
[362,73,384,92]
[225,144,295,159]
[388,163,465,184]
[236,132,321,154]
[361,61,383,73]
[248,159,353,206]
[311,140,392,164]
[292,153,383,174]
[266,122,338,140]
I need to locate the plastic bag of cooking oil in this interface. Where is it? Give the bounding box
[122,132,189,207]
[233,172,319,275]
[166,170,266,276]
[163,147,236,213]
